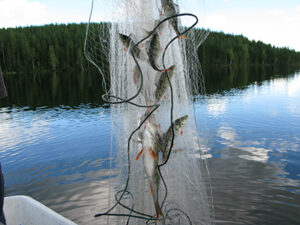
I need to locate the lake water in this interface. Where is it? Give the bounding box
[0,66,300,224]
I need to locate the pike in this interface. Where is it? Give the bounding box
[136,113,164,220]
[155,65,176,102]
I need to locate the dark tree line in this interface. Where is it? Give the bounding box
[0,23,300,75]
[0,23,97,74]
[198,31,300,66]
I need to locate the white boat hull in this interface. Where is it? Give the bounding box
[4,195,76,225]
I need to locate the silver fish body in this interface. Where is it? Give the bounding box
[137,113,164,219]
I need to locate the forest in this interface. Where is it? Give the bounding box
[1,23,300,74]
[198,31,300,66]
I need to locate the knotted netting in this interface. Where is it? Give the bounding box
[85,0,212,224]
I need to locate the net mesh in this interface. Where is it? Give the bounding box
[85,0,212,224]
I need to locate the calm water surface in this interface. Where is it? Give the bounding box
[0,67,299,224]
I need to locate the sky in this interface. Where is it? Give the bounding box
[0,0,299,51]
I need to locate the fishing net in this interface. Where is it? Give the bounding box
[85,0,212,224]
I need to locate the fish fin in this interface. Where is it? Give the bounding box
[150,147,158,160]
[136,148,144,160]
[178,34,187,40]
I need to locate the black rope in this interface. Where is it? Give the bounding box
[93,12,199,224]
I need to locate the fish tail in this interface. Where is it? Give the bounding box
[182,34,187,39]
[149,181,164,219]
[154,201,164,220]
[177,34,187,40]
[163,64,176,72]
[150,61,162,72]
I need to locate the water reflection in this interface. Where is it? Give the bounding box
[206,98,228,118]
[203,65,300,95]
[7,164,115,225]
[0,66,300,224]
[1,105,113,224]
[207,149,300,225]
[287,75,300,98]
[0,72,104,108]
[216,126,271,163]
[196,69,300,224]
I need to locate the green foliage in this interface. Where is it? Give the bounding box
[198,30,300,66]
[0,23,107,74]
[0,23,300,75]
[49,45,58,71]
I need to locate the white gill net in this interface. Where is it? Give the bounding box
[85,0,212,224]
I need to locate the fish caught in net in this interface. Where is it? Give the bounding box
[85,0,212,224]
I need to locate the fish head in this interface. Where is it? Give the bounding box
[178,115,188,127]
[119,33,130,47]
